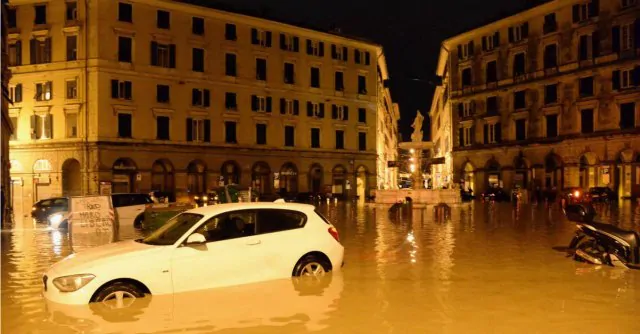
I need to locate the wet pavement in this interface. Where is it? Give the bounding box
[2,201,640,333]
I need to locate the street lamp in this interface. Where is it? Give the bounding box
[410,164,416,173]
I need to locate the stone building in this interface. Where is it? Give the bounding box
[6,0,399,220]
[2,0,14,224]
[431,0,640,198]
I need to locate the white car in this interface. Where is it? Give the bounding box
[42,202,344,305]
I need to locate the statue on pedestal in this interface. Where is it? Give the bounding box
[411,110,424,143]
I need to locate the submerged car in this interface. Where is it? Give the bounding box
[42,202,344,305]
[588,187,617,203]
[31,197,68,224]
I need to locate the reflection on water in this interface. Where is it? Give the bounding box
[2,202,640,333]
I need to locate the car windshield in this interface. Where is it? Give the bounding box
[139,213,204,246]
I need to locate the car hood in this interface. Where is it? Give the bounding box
[47,240,165,275]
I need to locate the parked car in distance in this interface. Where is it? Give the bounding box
[559,187,588,205]
[481,187,510,202]
[46,193,153,229]
[31,197,68,224]
[588,187,617,203]
[42,202,344,306]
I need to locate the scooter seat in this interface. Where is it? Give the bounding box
[583,222,639,248]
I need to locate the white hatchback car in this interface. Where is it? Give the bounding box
[42,202,344,305]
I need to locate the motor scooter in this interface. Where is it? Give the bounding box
[563,203,640,269]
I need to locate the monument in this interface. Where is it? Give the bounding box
[373,111,461,205]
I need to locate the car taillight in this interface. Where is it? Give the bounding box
[328,226,340,242]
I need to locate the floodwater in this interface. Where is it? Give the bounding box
[2,201,640,333]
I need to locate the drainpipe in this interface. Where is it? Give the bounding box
[83,0,90,195]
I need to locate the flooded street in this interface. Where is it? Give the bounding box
[2,202,640,333]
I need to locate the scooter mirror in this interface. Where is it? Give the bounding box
[563,203,596,223]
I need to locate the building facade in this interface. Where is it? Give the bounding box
[2,0,14,224]
[376,55,400,190]
[431,0,640,198]
[6,0,398,220]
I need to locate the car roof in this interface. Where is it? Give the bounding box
[185,202,316,216]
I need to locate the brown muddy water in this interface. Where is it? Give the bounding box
[2,202,639,333]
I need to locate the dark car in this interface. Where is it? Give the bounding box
[588,187,617,203]
[558,187,589,205]
[31,197,68,224]
[481,187,510,202]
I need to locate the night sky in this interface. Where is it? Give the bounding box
[184,0,541,141]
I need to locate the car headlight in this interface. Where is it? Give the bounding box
[32,206,37,211]
[48,213,65,226]
[194,196,200,200]
[203,196,208,201]
[52,274,95,292]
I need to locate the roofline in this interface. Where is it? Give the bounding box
[442,0,563,47]
[165,0,382,49]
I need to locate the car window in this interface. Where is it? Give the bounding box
[256,209,306,235]
[133,194,152,205]
[53,198,68,206]
[40,199,53,206]
[111,195,125,208]
[194,210,256,243]
[141,213,204,245]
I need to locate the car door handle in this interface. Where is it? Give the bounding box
[246,240,261,246]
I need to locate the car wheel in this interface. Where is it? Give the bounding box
[293,255,330,277]
[133,215,144,229]
[92,282,145,308]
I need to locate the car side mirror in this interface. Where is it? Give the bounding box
[564,204,596,223]
[185,233,206,245]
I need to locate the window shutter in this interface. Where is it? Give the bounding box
[306,39,312,54]
[44,38,52,62]
[572,5,580,23]
[343,47,348,61]
[508,27,514,43]
[280,33,286,50]
[592,30,600,58]
[124,81,132,99]
[612,70,621,90]
[15,84,22,102]
[30,115,37,139]
[365,52,370,65]
[203,89,210,107]
[632,66,640,87]
[332,105,337,119]
[588,0,599,17]
[635,19,640,50]
[493,31,500,46]
[30,39,36,64]
[459,128,464,147]
[355,50,361,64]
[343,106,349,120]
[331,44,337,59]
[204,119,211,142]
[251,95,258,111]
[612,26,620,53]
[186,118,193,142]
[45,114,53,139]
[468,41,474,55]
[293,37,299,52]
[522,22,529,39]
[265,31,272,47]
[192,89,199,106]
[293,100,299,115]
[111,80,119,98]
[579,35,588,60]
[482,37,487,51]
[319,103,325,118]
[16,40,22,65]
[280,98,286,114]
[307,101,313,117]
[471,127,475,144]
[251,28,258,44]
[495,123,502,142]
[319,42,325,57]
[457,103,463,118]
[266,97,272,112]
[169,44,176,68]
[457,45,462,58]
[471,100,476,115]
[150,41,158,65]
[483,124,489,144]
